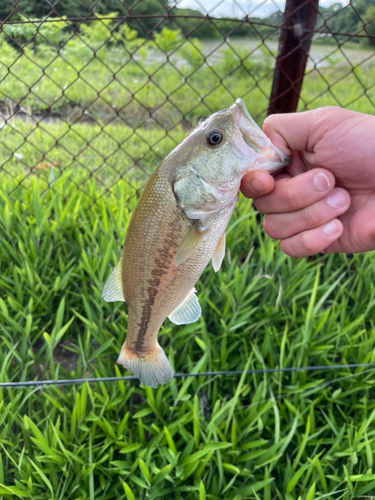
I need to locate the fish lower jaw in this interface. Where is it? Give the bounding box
[117,343,173,388]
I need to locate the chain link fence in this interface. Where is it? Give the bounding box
[0,0,374,207]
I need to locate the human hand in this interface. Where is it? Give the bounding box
[241,106,375,256]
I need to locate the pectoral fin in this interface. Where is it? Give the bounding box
[102,259,125,302]
[211,232,226,272]
[168,288,201,325]
[175,224,205,267]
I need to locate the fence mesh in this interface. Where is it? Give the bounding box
[1,4,375,496]
[0,0,373,205]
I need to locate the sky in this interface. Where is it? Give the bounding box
[175,0,348,18]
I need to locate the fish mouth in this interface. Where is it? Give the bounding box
[230,98,291,172]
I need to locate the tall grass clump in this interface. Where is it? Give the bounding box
[0,170,375,499]
[0,11,375,500]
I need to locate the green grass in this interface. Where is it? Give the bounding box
[0,32,374,130]
[0,35,274,126]
[0,173,375,499]
[1,26,375,500]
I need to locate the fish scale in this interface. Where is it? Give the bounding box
[122,162,234,352]
[102,99,290,388]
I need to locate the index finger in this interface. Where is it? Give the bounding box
[241,149,308,199]
[240,170,275,199]
[254,168,335,214]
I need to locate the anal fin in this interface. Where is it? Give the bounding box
[212,232,226,272]
[175,224,205,267]
[102,259,125,302]
[168,288,201,325]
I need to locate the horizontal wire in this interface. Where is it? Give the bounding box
[0,14,282,26]
[0,15,283,26]
[0,13,372,390]
[1,363,375,388]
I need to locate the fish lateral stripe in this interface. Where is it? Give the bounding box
[134,225,178,351]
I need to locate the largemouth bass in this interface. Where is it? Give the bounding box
[103,99,289,388]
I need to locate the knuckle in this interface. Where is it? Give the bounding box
[283,184,299,212]
[299,231,317,255]
[300,206,318,228]
[322,105,340,115]
[311,106,340,122]
[263,216,278,238]
[253,199,266,214]
[279,239,295,257]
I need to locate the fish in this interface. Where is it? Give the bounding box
[102,99,290,388]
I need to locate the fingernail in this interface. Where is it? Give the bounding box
[326,190,347,208]
[251,179,264,194]
[324,220,340,236]
[314,172,331,191]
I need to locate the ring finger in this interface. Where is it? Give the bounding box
[279,219,344,258]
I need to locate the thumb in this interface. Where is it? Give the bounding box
[262,107,341,157]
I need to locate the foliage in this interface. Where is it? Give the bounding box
[0,0,375,44]
[0,0,169,30]
[360,5,375,48]
[0,22,278,125]
[178,39,205,70]
[153,28,182,54]
[219,45,274,80]
[2,16,69,47]
[0,6,374,499]
[0,166,375,498]
[318,0,375,47]
[0,19,373,130]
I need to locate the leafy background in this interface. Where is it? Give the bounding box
[0,1,375,499]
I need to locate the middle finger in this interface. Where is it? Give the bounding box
[263,188,351,240]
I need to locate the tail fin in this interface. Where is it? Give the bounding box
[117,343,173,388]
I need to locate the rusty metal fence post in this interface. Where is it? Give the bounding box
[268,0,319,115]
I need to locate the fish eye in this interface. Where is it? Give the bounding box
[206,130,223,146]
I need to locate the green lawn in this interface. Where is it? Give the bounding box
[1,30,375,500]
[1,168,375,499]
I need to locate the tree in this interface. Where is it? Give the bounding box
[360,5,375,47]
